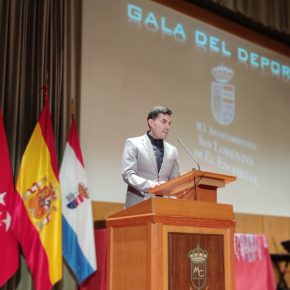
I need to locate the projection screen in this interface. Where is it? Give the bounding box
[80,0,290,216]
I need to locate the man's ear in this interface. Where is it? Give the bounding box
[148,119,153,128]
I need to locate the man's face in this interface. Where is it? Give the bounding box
[148,113,172,139]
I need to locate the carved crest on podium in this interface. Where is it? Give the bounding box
[188,244,208,290]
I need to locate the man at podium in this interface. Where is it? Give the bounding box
[121,106,181,208]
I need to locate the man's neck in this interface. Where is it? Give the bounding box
[147,131,162,141]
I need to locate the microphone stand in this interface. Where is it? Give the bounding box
[177,137,201,171]
[176,137,203,200]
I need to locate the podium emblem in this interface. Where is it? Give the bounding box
[188,244,208,290]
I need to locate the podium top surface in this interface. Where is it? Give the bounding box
[149,169,236,196]
[107,197,234,222]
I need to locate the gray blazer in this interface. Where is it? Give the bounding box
[122,134,180,208]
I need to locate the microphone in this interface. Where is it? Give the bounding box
[177,137,201,171]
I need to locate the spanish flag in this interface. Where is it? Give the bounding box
[11,94,62,290]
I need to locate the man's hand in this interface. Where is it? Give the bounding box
[150,181,166,189]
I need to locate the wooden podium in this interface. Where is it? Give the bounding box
[106,170,236,290]
[149,169,236,202]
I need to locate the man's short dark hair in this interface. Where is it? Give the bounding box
[147,106,172,121]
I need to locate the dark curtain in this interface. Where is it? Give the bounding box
[0,0,82,177]
[0,0,81,289]
[210,0,290,36]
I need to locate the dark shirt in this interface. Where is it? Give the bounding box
[147,132,164,172]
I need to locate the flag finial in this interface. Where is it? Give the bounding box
[41,85,49,102]
[70,98,76,118]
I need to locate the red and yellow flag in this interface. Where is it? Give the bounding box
[11,95,62,290]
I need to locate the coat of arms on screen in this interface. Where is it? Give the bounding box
[188,244,208,290]
[211,64,235,125]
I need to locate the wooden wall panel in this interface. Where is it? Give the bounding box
[262,216,290,252]
[234,213,290,253]
[92,201,124,221]
[234,213,264,234]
